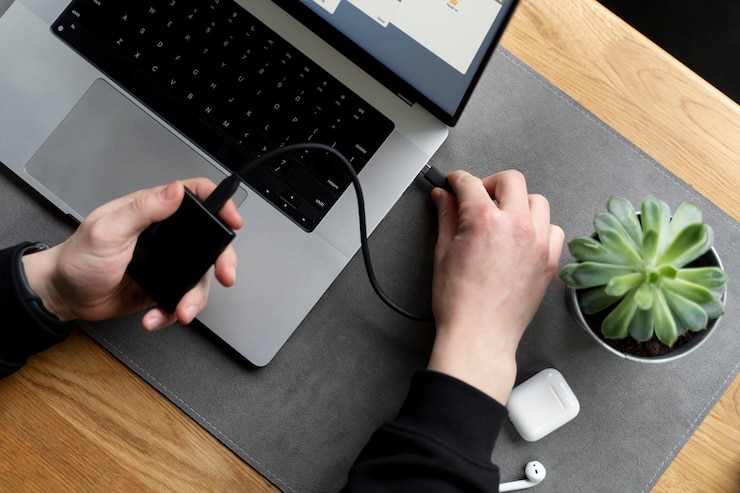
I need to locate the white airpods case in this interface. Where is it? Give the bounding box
[506,368,580,442]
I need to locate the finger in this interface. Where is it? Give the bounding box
[142,268,214,330]
[174,271,212,325]
[549,224,565,268]
[481,170,529,212]
[447,170,497,212]
[431,186,459,259]
[214,244,238,287]
[142,307,178,332]
[528,193,551,235]
[528,194,563,273]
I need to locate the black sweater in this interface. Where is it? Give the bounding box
[0,243,506,491]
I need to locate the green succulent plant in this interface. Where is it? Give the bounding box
[558,196,728,347]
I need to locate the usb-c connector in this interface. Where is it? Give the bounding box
[203,173,242,215]
[421,164,455,196]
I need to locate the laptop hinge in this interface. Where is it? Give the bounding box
[396,93,414,107]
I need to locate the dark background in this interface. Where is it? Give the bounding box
[597,0,739,104]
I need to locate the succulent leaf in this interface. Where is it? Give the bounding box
[607,196,643,247]
[640,196,671,252]
[658,264,678,278]
[594,213,640,253]
[676,267,728,288]
[701,300,725,319]
[628,309,655,343]
[666,202,702,245]
[663,290,708,332]
[597,228,643,268]
[605,273,643,297]
[661,277,716,305]
[673,314,690,337]
[559,262,634,289]
[709,286,726,300]
[656,223,710,267]
[558,264,579,287]
[601,291,638,340]
[634,282,654,310]
[579,287,622,314]
[652,290,678,346]
[641,230,660,265]
[568,236,623,264]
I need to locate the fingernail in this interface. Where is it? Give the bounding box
[431,188,444,204]
[146,314,164,331]
[230,266,237,284]
[185,304,200,321]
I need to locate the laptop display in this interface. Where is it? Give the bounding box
[276,0,517,124]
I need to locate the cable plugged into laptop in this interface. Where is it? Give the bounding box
[421,164,455,197]
[127,142,438,322]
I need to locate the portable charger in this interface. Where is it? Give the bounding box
[126,187,236,314]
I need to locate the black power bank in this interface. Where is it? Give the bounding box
[126,187,236,313]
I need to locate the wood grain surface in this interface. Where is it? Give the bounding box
[1,0,738,491]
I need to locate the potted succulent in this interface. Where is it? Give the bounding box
[558,196,728,362]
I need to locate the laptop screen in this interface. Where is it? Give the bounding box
[273,0,519,126]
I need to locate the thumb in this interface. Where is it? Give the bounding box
[108,181,186,239]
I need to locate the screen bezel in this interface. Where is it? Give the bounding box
[271,0,520,127]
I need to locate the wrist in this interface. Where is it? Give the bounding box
[21,245,74,322]
[0,243,74,375]
[428,326,519,404]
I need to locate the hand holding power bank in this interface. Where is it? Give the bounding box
[126,187,236,314]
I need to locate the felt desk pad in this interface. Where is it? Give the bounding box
[2,35,739,492]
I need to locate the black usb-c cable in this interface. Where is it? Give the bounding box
[206,143,452,324]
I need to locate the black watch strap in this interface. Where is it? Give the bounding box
[0,242,73,377]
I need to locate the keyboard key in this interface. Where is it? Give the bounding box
[287,169,336,212]
[275,197,297,215]
[293,211,316,231]
[53,16,81,43]
[256,173,283,201]
[268,157,293,179]
[310,157,351,193]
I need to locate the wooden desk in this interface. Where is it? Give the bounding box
[1,0,738,491]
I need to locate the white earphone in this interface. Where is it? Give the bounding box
[499,461,546,492]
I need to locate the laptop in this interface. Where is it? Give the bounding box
[0,0,519,366]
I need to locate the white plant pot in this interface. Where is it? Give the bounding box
[566,246,726,363]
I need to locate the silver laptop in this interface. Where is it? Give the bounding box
[0,0,518,366]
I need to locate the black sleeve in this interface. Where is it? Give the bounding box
[343,370,507,492]
[0,243,73,379]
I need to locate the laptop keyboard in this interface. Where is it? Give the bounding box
[51,0,395,231]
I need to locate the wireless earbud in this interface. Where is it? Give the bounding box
[499,461,546,492]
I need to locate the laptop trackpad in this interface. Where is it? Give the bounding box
[26,78,244,219]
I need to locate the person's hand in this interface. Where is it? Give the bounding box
[22,178,243,331]
[427,170,563,404]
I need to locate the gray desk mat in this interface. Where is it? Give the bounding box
[2,45,739,492]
